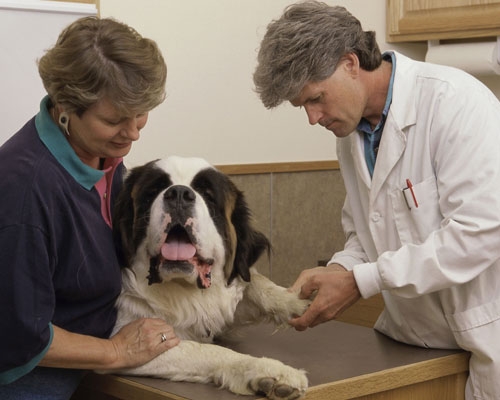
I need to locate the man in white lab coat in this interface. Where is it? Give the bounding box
[254,2,500,399]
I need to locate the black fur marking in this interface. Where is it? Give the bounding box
[228,190,271,285]
[192,168,271,285]
[113,160,172,269]
[147,256,162,285]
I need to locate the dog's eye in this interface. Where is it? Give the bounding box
[200,188,216,204]
[140,185,165,208]
[192,173,220,206]
[135,189,162,215]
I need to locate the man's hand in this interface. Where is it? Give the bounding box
[288,264,361,331]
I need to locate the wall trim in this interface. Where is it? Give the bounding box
[216,160,339,175]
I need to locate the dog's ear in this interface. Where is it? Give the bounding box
[112,161,159,268]
[113,160,170,270]
[112,166,142,268]
[226,183,271,285]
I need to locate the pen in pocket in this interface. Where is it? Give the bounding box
[403,178,419,209]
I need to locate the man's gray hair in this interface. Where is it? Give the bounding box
[253,1,382,108]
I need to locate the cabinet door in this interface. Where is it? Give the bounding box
[51,0,96,3]
[387,0,500,42]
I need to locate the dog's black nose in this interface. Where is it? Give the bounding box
[164,185,196,209]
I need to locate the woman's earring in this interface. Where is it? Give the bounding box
[59,112,70,136]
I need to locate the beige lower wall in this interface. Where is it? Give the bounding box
[229,169,346,287]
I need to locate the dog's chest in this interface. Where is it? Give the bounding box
[169,283,247,340]
[120,277,247,342]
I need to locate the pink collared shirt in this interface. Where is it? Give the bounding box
[94,158,123,227]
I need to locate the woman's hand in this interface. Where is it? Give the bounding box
[40,319,179,371]
[109,318,180,369]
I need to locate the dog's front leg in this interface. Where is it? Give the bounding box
[111,340,307,399]
[234,269,310,328]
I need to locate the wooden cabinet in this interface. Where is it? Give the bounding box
[387,0,500,42]
[51,0,96,3]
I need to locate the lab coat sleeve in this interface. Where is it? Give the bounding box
[357,77,500,299]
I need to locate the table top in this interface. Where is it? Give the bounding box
[106,321,467,400]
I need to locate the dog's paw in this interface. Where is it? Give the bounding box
[288,295,311,318]
[243,358,307,400]
[249,376,306,400]
[272,290,311,327]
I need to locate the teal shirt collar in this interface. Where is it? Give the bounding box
[35,96,104,190]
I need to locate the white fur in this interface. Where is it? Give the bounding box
[106,157,310,400]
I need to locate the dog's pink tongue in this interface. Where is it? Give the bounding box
[161,240,196,261]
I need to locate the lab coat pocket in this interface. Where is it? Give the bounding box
[445,298,500,333]
[390,176,442,245]
[445,299,500,399]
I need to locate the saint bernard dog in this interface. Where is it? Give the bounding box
[109,156,309,399]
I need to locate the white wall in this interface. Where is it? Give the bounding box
[5,1,500,167]
[99,0,428,167]
[0,1,97,145]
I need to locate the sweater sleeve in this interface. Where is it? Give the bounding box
[0,224,54,382]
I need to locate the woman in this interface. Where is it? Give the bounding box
[0,16,179,398]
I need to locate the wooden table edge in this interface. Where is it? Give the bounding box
[81,351,469,400]
[300,351,470,400]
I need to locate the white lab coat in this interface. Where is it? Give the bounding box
[330,51,500,399]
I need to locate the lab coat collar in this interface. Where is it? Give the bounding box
[370,118,407,201]
[351,51,417,198]
[387,51,418,131]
